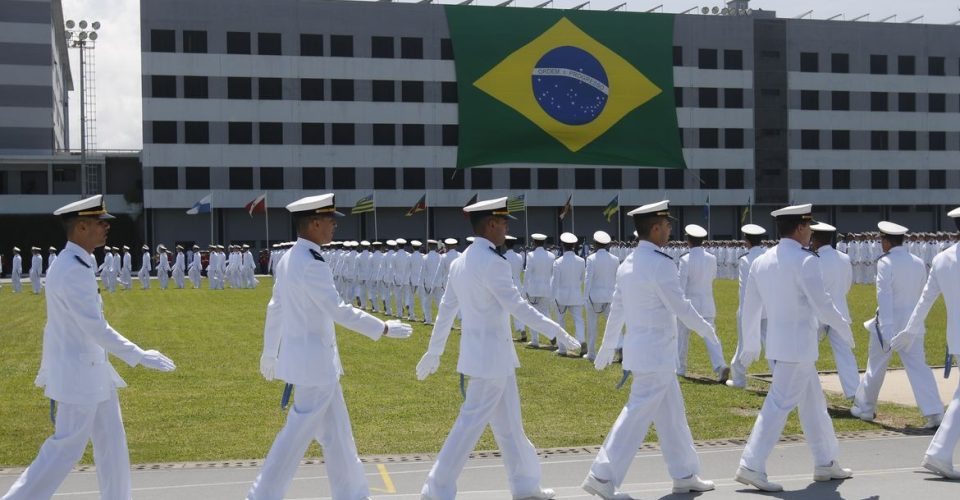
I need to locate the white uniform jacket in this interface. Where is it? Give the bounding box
[35,242,146,405]
[505,250,524,291]
[262,238,386,385]
[409,252,424,288]
[552,251,586,306]
[875,246,927,341]
[523,247,555,298]
[585,249,619,305]
[817,246,853,322]
[393,251,411,286]
[678,247,717,318]
[903,243,960,354]
[603,241,713,374]
[427,237,565,379]
[741,239,852,363]
[422,251,442,289]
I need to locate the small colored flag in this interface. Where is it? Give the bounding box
[245,193,266,217]
[703,195,710,221]
[352,194,375,215]
[740,196,751,224]
[507,194,525,213]
[405,194,427,216]
[186,194,211,215]
[559,194,573,221]
[603,195,619,222]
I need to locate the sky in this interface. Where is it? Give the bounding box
[61,0,960,151]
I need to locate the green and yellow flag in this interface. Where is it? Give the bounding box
[446,6,683,169]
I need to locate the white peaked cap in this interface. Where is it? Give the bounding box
[560,232,578,244]
[948,206,960,218]
[285,193,343,216]
[444,238,458,245]
[396,238,407,245]
[505,235,517,241]
[632,230,638,237]
[462,196,517,219]
[53,194,115,219]
[530,233,547,241]
[411,240,422,247]
[360,240,371,246]
[770,203,812,218]
[741,224,767,236]
[627,200,670,217]
[878,221,908,236]
[684,224,707,238]
[593,231,611,244]
[386,240,397,246]
[466,236,475,242]
[811,222,837,232]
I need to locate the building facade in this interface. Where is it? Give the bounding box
[132,0,958,245]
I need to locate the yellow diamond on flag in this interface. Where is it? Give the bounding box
[473,17,662,153]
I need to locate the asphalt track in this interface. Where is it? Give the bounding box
[1,430,956,499]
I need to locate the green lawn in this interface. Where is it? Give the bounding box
[0,278,947,466]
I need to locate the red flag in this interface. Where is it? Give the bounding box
[245,193,266,216]
[558,194,573,220]
[405,194,427,217]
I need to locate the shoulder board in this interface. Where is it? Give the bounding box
[73,255,91,268]
[679,251,689,258]
[802,247,820,257]
[489,246,506,260]
[877,252,890,262]
[654,250,673,260]
[308,249,326,262]
[739,253,748,259]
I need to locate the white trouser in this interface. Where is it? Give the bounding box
[365,281,379,311]
[172,269,185,288]
[585,303,610,360]
[248,383,368,500]
[422,375,542,500]
[189,269,201,288]
[158,271,169,289]
[3,391,130,500]
[392,283,406,316]
[740,361,839,473]
[926,376,960,463]
[677,317,726,375]
[30,271,41,294]
[854,328,943,417]
[823,325,860,399]
[103,271,115,292]
[401,284,414,318]
[525,296,552,346]
[730,318,771,387]
[138,270,150,289]
[555,304,584,354]
[12,274,21,292]
[120,270,131,288]
[416,286,430,322]
[590,371,700,486]
[382,283,393,314]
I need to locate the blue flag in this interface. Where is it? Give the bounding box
[186,194,212,215]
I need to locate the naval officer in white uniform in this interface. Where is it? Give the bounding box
[676,223,729,382]
[727,224,769,388]
[249,193,412,500]
[584,231,620,362]
[893,206,960,479]
[3,195,176,500]
[582,201,717,499]
[416,196,580,500]
[553,232,586,357]
[735,203,854,492]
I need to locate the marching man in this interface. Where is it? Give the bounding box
[3,195,175,499]
[249,193,412,499]
[676,224,729,382]
[11,247,23,293]
[30,247,42,294]
[416,196,580,500]
[583,201,717,499]
[156,247,171,289]
[138,245,151,290]
[584,231,619,362]
[727,224,769,388]
[553,232,586,357]
[523,233,556,348]
[172,245,186,289]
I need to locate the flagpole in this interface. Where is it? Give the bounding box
[424,191,429,243]
[209,192,214,244]
[264,194,269,248]
[749,195,753,224]
[618,191,622,242]
[571,193,575,235]
[373,191,379,241]
[524,191,529,245]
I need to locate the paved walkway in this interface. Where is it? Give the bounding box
[1,431,955,499]
[819,367,957,406]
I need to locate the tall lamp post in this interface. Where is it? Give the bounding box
[64,19,100,196]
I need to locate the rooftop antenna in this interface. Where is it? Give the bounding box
[533,0,553,7]
[794,9,813,19]
[826,13,843,20]
[497,0,514,5]
[851,13,869,21]
[608,2,626,11]
[680,6,699,14]
[571,1,589,10]
[458,0,474,5]
[418,0,433,3]
[644,4,662,12]
[879,14,896,22]
[903,15,923,23]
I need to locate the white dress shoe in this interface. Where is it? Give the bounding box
[513,487,555,500]
[673,475,715,493]
[814,460,853,481]
[923,413,944,429]
[725,379,745,389]
[734,465,783,492]
[581,473,633,499]
[922,455,960,480]
[850,404,875,422]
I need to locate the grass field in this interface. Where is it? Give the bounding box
[0,278,948,466]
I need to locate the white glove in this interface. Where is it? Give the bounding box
[556,331,581,352]
[140,350,176,372]
[384,320,413,339]
[416,353,440,381]
[740,350,760,367]
[891,330,919,352]
[594,348,615,371]
[259,354,277,381]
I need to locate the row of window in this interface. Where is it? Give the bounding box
[799,90,960,113]
[149,167,749,191]
[799,130,957,151]
[150,121,459,146]
[150,29,453,59]
[799,52,957,76]
[150,75,456,103]
[800,169,951,190]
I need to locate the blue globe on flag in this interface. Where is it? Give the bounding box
[532,45,609,126]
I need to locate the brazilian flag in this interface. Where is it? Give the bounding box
[445,6,684,169]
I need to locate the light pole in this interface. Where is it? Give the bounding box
[64,19,100,196]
